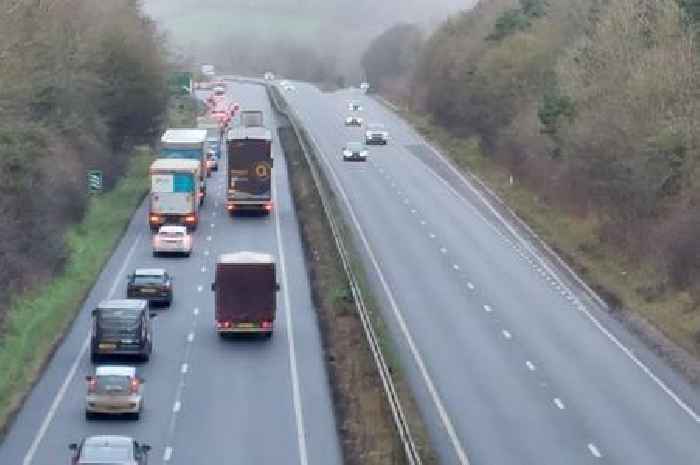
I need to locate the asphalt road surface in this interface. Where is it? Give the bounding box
[279,82,700,465]
[0,82,342,465]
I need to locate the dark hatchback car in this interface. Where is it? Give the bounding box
[127,269,172,307]
[91,300,154,363]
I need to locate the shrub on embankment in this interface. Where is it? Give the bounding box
[0,0,169,322]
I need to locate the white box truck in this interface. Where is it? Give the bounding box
[160,129,209,200]
[149,159,201,231]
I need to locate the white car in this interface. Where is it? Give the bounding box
[264,72,275,80]
[283,84,296,92]
[345,116,363,127]
[69,436,150,465]
[213,84,226,96]
[153,225,192,257]
[365,123,389,145]
[279,80,289,87]
[343,142,368,162]
[85,366,143,420]
[348,101,363,111]
[360,82,370,91]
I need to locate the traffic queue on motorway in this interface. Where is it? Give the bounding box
[342,96,389,162]
[69,80,281,465]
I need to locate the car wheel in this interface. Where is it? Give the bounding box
[131,411,141,421]
[152,251,159,258]
[184,251,191,257]
[264,331,273,339]
[90,352,99,364]
[85,411,95,421]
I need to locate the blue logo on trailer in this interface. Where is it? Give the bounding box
[173,174,194,193]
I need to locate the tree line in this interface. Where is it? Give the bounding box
[0,0,170,317]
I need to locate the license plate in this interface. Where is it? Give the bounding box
[237,323,255,328]
[141,289,156,294]
[99,343,116,350]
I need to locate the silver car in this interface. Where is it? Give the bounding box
[85,366,143,419]
[153,225,192,257]
[343,142,368,162]
[365,123,389,145]
[69,435,150,465]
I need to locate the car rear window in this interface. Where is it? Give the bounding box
[94,375,131,394]
[81,443,131,462]
[133,275,164,286]
[347,143,362,151]
[97,309,140,330]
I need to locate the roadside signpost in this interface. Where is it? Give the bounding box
[87,170,103,194]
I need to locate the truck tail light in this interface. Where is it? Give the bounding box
[149,215,160,223]
[226,204,235,211]
[185,215,196,224]
[130,378,140,394]
[216,320,231,329]
[261,321,272,329]
[264,203,273,212]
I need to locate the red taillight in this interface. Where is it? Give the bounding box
[149,215,160,223]
[185,215,196,224]
[130,378,140,394]
[226,204,235,211]
[198,191,204,199]
[264,203,273,212]
[261,321,272,329]
[216,320,231,329]
[87,377,97,393]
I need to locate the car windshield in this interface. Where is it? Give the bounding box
[81,442,132,462]
[93,375,131,395]
[97,309,141,330]
[347,143,362,152]
[133,275,163,286]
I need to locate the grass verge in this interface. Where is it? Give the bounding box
[0,147,154,435]
[389,101,700,378]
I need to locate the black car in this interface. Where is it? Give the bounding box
[70,435,150,465]
[127,269,172,306]
[91,300,154,363]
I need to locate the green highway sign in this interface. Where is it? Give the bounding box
[168,71,192,95]
[87,170,103,194]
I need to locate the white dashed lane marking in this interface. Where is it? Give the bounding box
[453,264,460,271]
[588,443,602,458]
[200,266,206,273]
[429,233,436,239]
[197,285,203,292]
[163,446,173,462]
[204,250,210,256]
[526,361,536,371]
[193,307,199,316]
[440,247,447,254]
[420,220,426,225]
[484,305,493,313]
[181,363,188,374]
[206,235,212,241]
[502,330,512,340]
[554,398,566,410]
[172,401,181,413]
[467,282,475,290]
[187,332,194,342]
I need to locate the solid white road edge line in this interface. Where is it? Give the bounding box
[22,231,143,465]
[272,163,309,465]
[303,128,471,465]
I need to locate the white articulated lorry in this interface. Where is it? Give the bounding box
[148,159,201,231]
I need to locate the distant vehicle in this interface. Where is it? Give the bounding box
[343,142,368,162]
[360,82,370,91]
[345,116,363,127]
[226,126,273,213]
[213,83,226,95]
[240,110,264,128]
[264,72,275,80]
[283,84,296,92]
[127,268,172,307]
[206,150,218,172]
[348,101,362,111]
[90,300,154,363]
[69,435,151,465]
[160,129,208,200]
[279,80,289,87]
[365,123,389,145]
[85,366,144,420]
[149,159,201,231]
[212,252,280,337]
[153,225,192,257]
[201,64,215,76]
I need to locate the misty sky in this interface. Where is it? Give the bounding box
[142,0,477,77]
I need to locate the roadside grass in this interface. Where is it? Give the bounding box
[0,148,153,434]
[398,107,700,369]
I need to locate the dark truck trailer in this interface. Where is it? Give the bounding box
[212,252,279,337]
[226,126,273,213]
